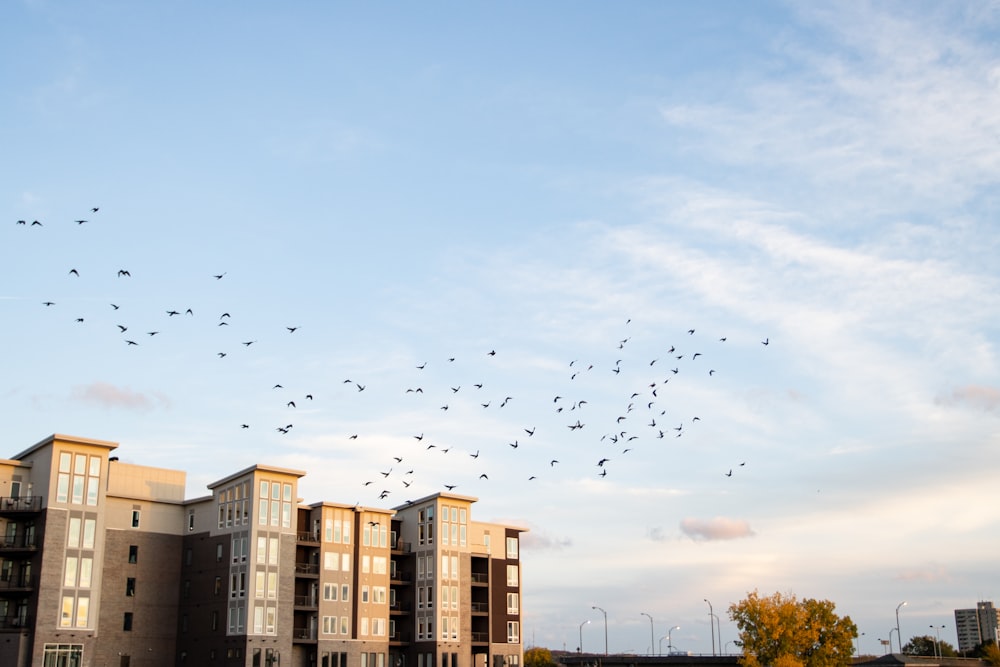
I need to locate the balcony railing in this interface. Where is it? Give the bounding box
[294,595,318,607]
[0,534,37,550]
[0,497,43,513]
[0,576,34,591]
[470,572,488,583]
[390,571,412,582]
[389,600,412,612]
[470,601,489,613]
[471,631,489,643]
[297,531,320,543]
[391,540,411,553]
[294,562,319,575]
[0,616,31,629]
[293,627,317,640]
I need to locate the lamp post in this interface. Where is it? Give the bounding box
[890,629,899,655]
[895,602,907,654]
[579,620,590,653]
[855,631,866,656]
[641,612,654,656]
[704,599,716,656]
[593,606,608,656]
[930,625,945,658]
[667,625,680,654]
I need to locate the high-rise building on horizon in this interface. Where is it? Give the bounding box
[0,434,526,667]
[955,601,999,653]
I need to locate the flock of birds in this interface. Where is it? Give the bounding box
[10,207,772,505]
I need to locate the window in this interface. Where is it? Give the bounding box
[83,519,96,548]
[131,510,141,528]
[123,612,133,631]
[60,596,74,627]
[507,565,518,586]
[362,586,369,603]
[188,511,195,531]
[75,596,89,627]
[342,584,349,601]
[128,545,138,564]
[507,621,520,643]
[214,576,222,596]
[64,556,78,587]
[67,517,81,548]
[373,586,386,604]
[324,583,338,601]
[217,543,224,562]
[506,537,518,559]
[126,578,136,597]
[324,552,338,570]
[79,558,93,588]
[507,593,519,613]
[323,616,338,635]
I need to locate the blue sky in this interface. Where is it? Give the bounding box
[3,0,999,657]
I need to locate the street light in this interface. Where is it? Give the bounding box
[593,606,608,656]
[930,625,945,658]
[641,612,654,656]
[579,620,590,653]
[896,602,907,654]
[667,625,680,654]
[704,599,716,656]
[855,631,866,656]
[890,628,899,655]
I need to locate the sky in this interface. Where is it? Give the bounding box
[3,0,1000,658]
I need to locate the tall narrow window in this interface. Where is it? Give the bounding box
[128,545,138,564]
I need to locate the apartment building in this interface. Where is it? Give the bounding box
[955,601,999,653]
[0,434,525,667]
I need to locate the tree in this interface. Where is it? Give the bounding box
[902,635,956,657]
[524,647,556,667]
[728,590,857,667]
[975,642,1000,666]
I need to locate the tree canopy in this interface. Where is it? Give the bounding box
[728,590,857,667]
[903,635,956,657]
[524,647,556,667]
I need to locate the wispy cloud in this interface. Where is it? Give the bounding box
[935,384,1000,413]
[70,382,170,411]
[680,517,755,542]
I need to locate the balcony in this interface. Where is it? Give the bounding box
[293,627,317,642]
[0,534,37,553]
[294,595,318,608]
[471,631,489,644]
[470,572,488,584]
[391,540,411,553]
[296,531,320,544]
[0,497,43,514]
[0,616,31,630]
[389,571,412,583]
[0,576,34,593]
[294,562,319,576]
[470,601,489,614]
[389,600,412,613]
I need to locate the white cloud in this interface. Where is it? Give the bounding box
[680,517,755,542]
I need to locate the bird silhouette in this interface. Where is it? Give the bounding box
[118,269,130,277]
[69,269,79,276]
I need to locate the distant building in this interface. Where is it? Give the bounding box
[0,433,526,667]
[954,601,999,653]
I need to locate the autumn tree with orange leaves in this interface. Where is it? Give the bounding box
[729,590,857,667]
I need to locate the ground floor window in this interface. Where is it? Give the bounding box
[43,643,83,667]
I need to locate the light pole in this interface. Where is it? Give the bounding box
[704,599,716,656]
[667,625,680,654]
[930,625,945,658]
[641,612,654,656]
[579,620,590,653]
[895,602,907,654]
[855,631,866,656]
[593,606,608,656]
[890,629,899,655]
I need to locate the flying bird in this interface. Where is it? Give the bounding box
[69,269,79,276]
[117,269,130,277]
